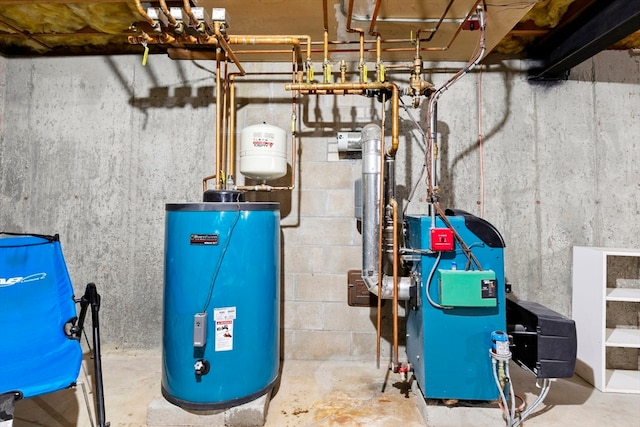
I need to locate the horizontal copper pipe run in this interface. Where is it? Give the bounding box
[235,184,294,191]
[228,35,312,63]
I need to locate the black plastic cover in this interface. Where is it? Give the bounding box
[445,208,506,248]
[203,190,246,202]
[506,298,577,378]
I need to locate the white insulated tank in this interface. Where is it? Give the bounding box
[240,123,287,181]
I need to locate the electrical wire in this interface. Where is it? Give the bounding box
[506,363,517,423]
[425,251,453,309]
[477,63,485,218]
[201,206,242,313]
[491,347,553,427]
[492,358,513,426]
[484,1,543,8]
[399,97,428,215]
[433,201,483,271]
[513,379,551,427]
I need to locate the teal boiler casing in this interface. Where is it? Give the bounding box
[405,211,506,401]
[162,202,280,409]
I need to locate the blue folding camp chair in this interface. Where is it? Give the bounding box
[0,232,108,427]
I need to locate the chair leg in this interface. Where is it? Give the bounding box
[76,283,110,427]
[0,393,16,427]
[78,381,96,427]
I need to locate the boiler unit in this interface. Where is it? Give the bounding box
[404,209,506,401]
[162,200,280,409]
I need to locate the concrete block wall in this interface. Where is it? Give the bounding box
[1,51,639,362]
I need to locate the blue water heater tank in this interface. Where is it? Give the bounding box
[162,202,280,409]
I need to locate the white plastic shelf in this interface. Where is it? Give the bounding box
[606,288,640,302]
[604,369,640,394]
[573,247,640,394]
[605,328,640,348]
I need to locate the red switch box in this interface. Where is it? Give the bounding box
[430,228,454,251]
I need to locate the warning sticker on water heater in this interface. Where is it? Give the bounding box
[214,307,236,352]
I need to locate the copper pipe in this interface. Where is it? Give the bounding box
[322,0,329,32]
[346,0,365,34]
[202,174,216,192]
[221,56,230,185]
[215,22,246,75]
[416,0,456,42]
[390,198,400,370]
[323,30,329,65]
[235,184,295,191]
[369,0,382,36]
[289,48,299,191]
[228,35,311,56]
[232,49,293,55]
[215,49,222,189]
[286,81,399,159]
[134,0,157,28]
[218,38,245,75]
[346,0,366,80]
[287,82,382,91]
[376,35,383,82]
[359,32,365,80]
[128,33,182,45]
[234,52,298,191]
[227,66,299,192]
[228,75,237,180]
[182,0,201,28]
[386,83,399,157]
[158,0,177,26]
[227,35,311,67]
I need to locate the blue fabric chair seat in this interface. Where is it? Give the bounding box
[0,235,83,399]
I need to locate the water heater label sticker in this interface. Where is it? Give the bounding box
[215,320,234,351]
[190,234,219,245]
[214,307,236,352]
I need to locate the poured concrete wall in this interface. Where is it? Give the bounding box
[1,51,639,358]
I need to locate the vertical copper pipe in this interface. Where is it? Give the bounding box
[220,56,229,185]
[390,198,399,369]
[228,75,237,180]
[323,30,329,65]
[359,32,365,80]
[386,83,399,157]
[322,0,329,31]
[290,48,298,190]
[215,49,222,189]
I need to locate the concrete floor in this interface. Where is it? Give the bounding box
[11,349,640,427]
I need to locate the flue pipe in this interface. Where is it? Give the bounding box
[359,124,411,300]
